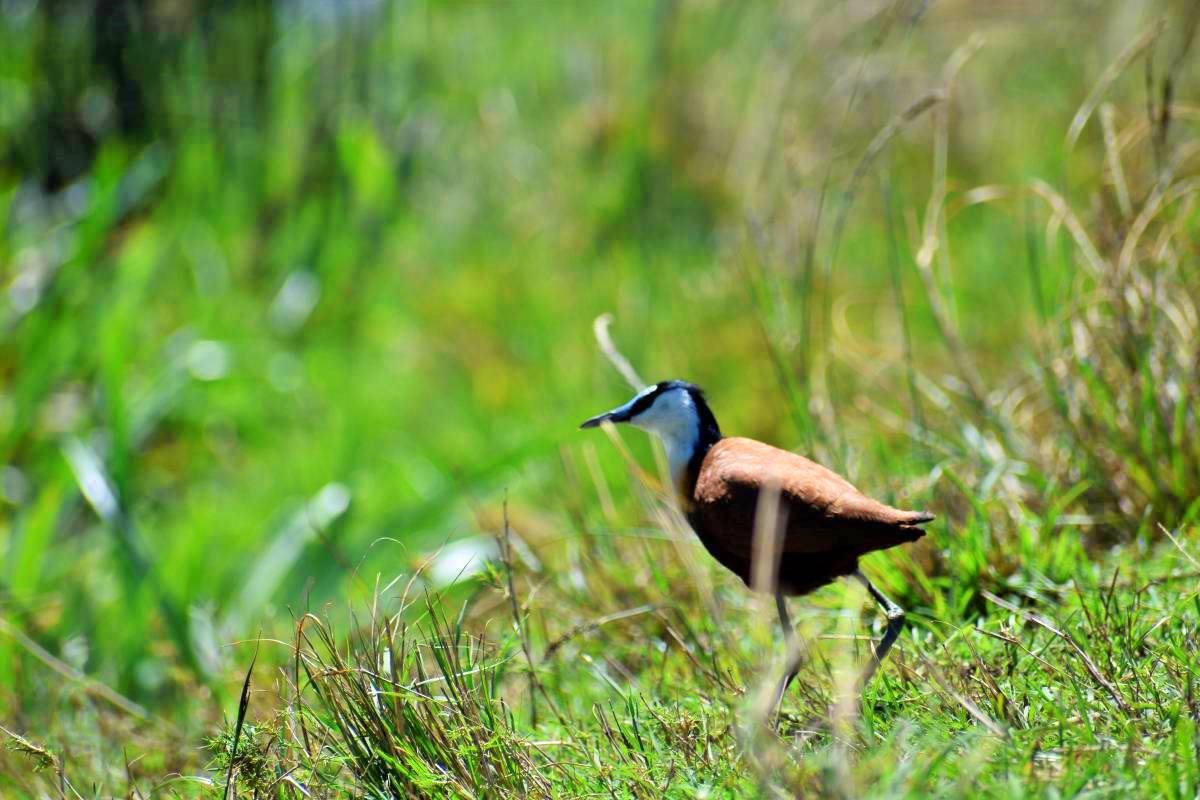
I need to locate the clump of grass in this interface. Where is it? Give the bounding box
[280,524,761,797]
[993,42,1200,544]
[847,24,1200,572]
[205,720,279,797]
[1029,151,1200,534]
[295,602,551,797]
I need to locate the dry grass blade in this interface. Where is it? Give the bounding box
[829,90,945,290]
[1066,18,1167,149]
[981,591,1131,715]
[1029,180,1109,275]
[912,35,991,412]
[849,92,944,198]
[902,653,1007,738]
[1100,104,1133,216]
[819,87,946,451]
[593,313,645,391]
[1157,522,1200,570]
[544,603,662,658]
[1117,175,1200,276]
[749,485,785,596]
[747,484,790,727]
[599,422,662,489]
[0,616,149,721]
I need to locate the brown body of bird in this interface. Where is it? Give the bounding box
[581,380,933,702]
[685,436,933,596]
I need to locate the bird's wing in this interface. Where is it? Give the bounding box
[692,438,929,558]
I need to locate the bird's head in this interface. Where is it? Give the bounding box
[580,380,722,458]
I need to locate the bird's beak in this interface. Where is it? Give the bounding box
[579,403,634,429]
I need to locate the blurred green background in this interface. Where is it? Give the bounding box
[1,0,1195,721]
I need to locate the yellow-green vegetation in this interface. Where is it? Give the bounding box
[2,1,1200,797]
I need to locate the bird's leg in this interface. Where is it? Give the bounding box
[853,571,906,689]
[773,591,804,712]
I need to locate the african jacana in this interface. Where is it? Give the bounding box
[581,380,932,702]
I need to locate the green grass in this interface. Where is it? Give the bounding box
[1,0,1199,796]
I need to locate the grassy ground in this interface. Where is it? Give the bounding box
[2,1,1199,796]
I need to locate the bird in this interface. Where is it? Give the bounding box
[580,379,933,704]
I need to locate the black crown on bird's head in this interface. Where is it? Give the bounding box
[579,380,722,447]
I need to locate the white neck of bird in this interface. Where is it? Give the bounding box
[629,389,701,492]
[661,430,699,492]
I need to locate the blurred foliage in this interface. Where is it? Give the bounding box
[1,0,1199,794]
